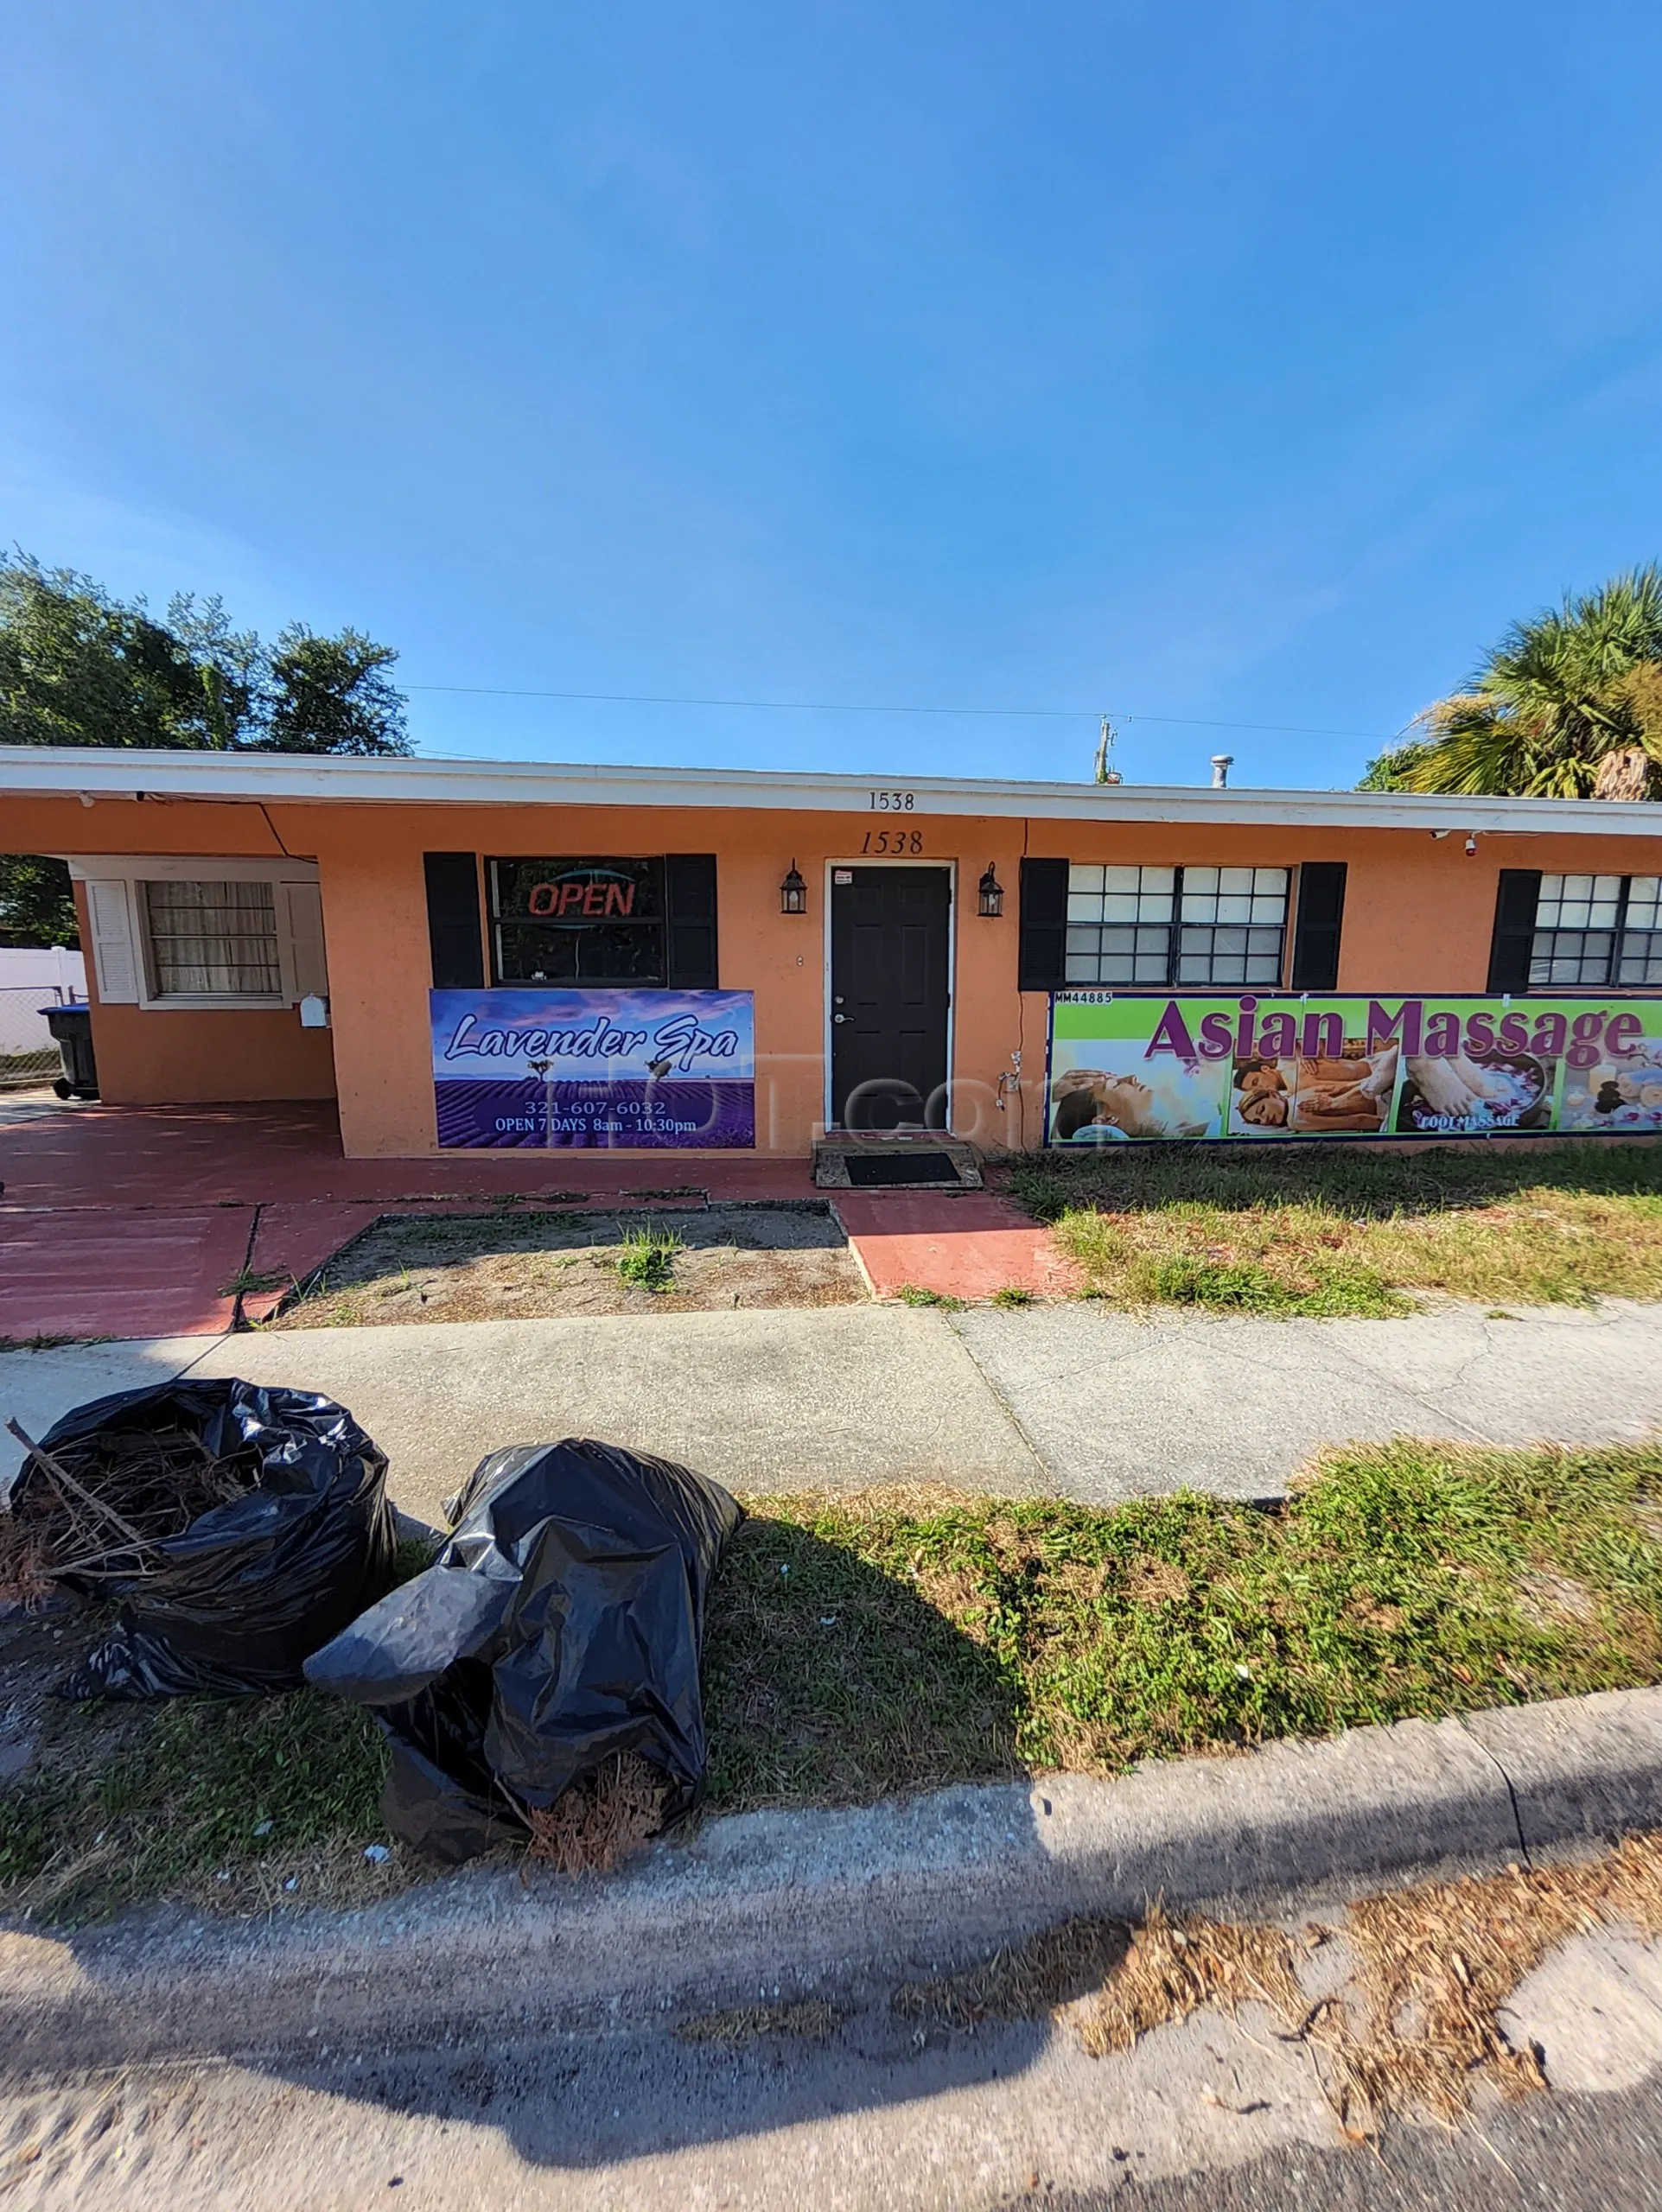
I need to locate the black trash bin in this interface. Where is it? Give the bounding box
[41,1002,98,1100]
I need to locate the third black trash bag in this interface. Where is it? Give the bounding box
[304,1438,743,1864]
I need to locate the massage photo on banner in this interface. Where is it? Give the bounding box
[1046,992,1662,1147]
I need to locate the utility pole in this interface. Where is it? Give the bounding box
[1093,715,1122,784]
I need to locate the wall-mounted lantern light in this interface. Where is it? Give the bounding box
[977,863,1004,918]
[780,861,807,915]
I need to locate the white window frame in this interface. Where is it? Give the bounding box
[60,855,325,1012]
[1063,862,1292,988]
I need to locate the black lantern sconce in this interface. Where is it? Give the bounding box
[780,861,807,915]
[977,863,1004,918]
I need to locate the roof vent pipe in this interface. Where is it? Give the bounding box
[1210,754,1233,789]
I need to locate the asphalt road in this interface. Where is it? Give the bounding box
[1081,2075,1662,2211]
[7,1923,1660,2210]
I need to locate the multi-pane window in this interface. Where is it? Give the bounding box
[1175,867,1290,985]
[1530,875,1662,988]
[489,857,668,984]
[142,880,282,999]
[1066,866,1175,983]
[1065,864,1289,988]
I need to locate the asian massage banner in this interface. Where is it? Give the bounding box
[1046,992,1662,1146]
[430,988,755,1148]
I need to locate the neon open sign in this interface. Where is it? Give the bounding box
[525,876,639,918]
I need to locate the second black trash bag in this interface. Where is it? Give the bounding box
[303,1438,744,1865]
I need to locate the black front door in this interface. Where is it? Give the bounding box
[830,866,952,1129]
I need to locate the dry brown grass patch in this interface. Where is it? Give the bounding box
[894,1914,1130,2026]
[519,1752,669,1877]
[1515,1570,1599,1630]
[911,1561,997,1637]
[1072,1834,1662,2136]
[1124,1557,1191,1607]
[1078,1904,1304,2058]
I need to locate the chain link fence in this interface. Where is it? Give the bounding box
[0,986,69,1089]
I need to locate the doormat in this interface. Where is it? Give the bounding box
[842,1152,964,1187]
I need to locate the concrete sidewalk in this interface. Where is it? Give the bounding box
[3,1296,1662,1516]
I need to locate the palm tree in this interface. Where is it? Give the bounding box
[1362,565,1662,799]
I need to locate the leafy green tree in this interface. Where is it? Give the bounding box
[164,592,266,748]
[0,552,411,944]
[0,551,411,757]
[0,556,201,750]
[0,855,79,947]
[259,625,409,755]
[1363,566,1662,799]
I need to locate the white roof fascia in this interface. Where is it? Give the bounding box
[60,854,320,883]
[5,745,1662,838]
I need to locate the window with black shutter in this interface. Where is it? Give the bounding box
[1487,871,1543,992]
[1289,862,1347,991]
[423,853,484,988]
[484,855,721,987]
[665,854,720,988]
[1018,858,1069,991]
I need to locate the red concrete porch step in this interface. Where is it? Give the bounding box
[834,1192,1080,1302]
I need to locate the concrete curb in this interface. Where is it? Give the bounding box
[3,1684,1659,2077]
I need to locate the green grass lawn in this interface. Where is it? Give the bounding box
[5,1439,1660,1922]
[1004,1141,1662,1315]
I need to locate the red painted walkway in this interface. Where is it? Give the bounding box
[834,1192,1082,1301]
[0,1100,1070,1340]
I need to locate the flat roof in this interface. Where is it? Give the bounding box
[4,743,1662,838]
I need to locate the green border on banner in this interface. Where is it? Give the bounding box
[1045,991,1662,1146]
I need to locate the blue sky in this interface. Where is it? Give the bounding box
[3,2,1660,790]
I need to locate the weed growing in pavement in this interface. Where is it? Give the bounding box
[1005,1140,1662,1313]
[895,1285,966,1310]
[614,1224,685,1292]
[990,1285,1035,1309]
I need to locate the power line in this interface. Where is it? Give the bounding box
[402,680,1401,746]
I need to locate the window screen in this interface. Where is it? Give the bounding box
[1064,864,1289,987]
[142,880,282,998]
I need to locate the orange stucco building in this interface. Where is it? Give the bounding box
[4,745,1662,1158]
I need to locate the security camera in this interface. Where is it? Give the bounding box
[1464,835,1478,856]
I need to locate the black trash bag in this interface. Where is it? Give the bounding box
[304,1438,743,1865]
[19,1379,397,1700]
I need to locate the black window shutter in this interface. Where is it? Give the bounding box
[665,854,719,988]
[1487,869,1543,992]
[1289,861,1347,990]
[1018,858,1070,992]
[423,853,484,988]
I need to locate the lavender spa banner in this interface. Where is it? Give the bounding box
[430,988,755,1149]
